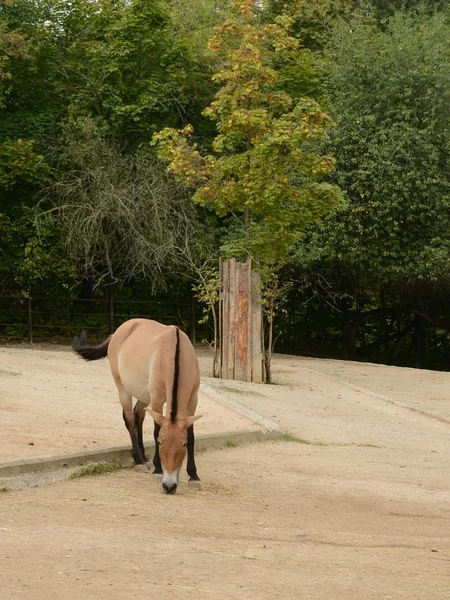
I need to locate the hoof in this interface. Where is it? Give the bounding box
[152,473,163,482]
[134,464,149,473]
[188,479,202,489]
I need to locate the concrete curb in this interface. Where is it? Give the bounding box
[0,428,283,480]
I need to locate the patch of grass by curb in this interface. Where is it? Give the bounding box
[281,432,381,449]
[197,440,241,453]
[225,440,237,448]
[1,486,7,492]
[70,462,122,479]
[355,443,381,448]
[282,432,327,446]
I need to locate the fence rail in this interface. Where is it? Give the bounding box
[0,293,199,344]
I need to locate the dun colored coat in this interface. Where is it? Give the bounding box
[73,318,201,494]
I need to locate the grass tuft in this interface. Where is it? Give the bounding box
[355,443,381,448]
[70,462,121,479]
[225,440,237,448]
[282,432,382,449]
[282,432,327,446]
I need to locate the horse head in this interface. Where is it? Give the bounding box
[146,409,201,494]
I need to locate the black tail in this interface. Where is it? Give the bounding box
[170,327,180,423]
[72,330,111,361]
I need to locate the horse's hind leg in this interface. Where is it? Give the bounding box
[119,389,144,465]
[134,401,148,464]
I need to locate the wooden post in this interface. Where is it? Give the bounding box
[251,269,264,382]
[227,258,237,380]
[246,256,252,382]
[234,260,250,381]
[221,260,229,378]
[218,258,223,377]
[219,257,263,383]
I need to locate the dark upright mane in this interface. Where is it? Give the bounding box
[170,327,180,423]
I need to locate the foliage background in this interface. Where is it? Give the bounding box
[1,0,450,370]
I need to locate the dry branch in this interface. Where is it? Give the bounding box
[39,130,203,290]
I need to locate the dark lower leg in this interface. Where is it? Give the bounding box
[134,402,148,463]
[186,425,200,481]
[152,422,162,475]
[122,410,144,464]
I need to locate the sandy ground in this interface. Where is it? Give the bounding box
[0,441,448,600]
[273,354,450,423]
[0,346,449,599]
[0,346,258,460]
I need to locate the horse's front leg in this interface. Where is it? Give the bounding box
[152,420,163,482]
[186,424,201,487]
[119,390,145,467]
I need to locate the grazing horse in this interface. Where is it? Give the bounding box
[72,318,201,494]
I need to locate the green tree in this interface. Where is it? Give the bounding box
[0,0,223,298]
[55,0,194,145]
[265,0,354,50]
[0,139,47,190]
[155,0,343,379]
[294,10,450,356]
[166,0,234,139]
[0,13,30,108]
[155,0,343,267]
[0,0,63,143]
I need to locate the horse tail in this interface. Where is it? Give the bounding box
[72,330,111,361]
[170,326,180,423]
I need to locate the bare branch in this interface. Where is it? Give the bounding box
[37,128,204,290]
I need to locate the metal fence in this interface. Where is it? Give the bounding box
[0,293,199,343]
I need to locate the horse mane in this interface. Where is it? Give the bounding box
[170,327,180,423]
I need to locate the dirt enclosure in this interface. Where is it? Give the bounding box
[0,345,449,599]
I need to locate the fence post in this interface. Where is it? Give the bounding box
[108,285,114,334]
[27,297,32,344]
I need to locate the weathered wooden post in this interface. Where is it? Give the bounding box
[220,257,264,383]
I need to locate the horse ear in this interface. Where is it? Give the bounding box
[184,414,202,428]
[145,408,165,426]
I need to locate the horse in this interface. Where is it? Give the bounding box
[72,318,201,494]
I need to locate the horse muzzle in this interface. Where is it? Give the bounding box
[162,481,177,494]
[162,469,179,495]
